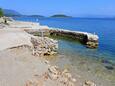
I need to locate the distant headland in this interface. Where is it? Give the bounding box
[2,9,45,18]
[3,9,21,17]
[50,14,72,18]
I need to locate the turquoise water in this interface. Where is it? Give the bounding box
[13,17,115,85]
[13,17,115,62]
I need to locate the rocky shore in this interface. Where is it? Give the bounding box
[0,17,97,86]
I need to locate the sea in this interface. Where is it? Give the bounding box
[13,17,115,86]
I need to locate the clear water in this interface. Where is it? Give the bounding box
[13,17,115,86]
[13,17,115,61]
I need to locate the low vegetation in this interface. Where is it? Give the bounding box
[0,8,4,17]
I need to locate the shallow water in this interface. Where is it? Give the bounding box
[13,17,115,85]
[45,39,115,86]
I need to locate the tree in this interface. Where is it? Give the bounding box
[0,8,4,17]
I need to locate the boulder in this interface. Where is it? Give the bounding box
[31,37,58,56]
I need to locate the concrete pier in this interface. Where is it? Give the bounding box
[49,29,99,48]
[25,28,99,49]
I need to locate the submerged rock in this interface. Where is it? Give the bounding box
[105,65,114,70]
[25,65,76,86]
[101,59,112,64]
[47,65,76,86]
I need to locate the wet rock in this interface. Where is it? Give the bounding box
[86,42,98,49]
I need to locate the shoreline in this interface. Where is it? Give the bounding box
[0,17,113,86]
[0,17,80,86]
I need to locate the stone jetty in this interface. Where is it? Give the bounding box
[26,28,99,49]
[49,29,99,48]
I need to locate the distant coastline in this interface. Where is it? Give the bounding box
[2,8,115,19]
[50,14,72,18]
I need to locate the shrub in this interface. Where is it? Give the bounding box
[0,8,4,17]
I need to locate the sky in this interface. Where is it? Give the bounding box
[0,0,115,17]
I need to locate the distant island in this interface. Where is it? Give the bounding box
[51,14,72,18]
[27,15,45,18]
